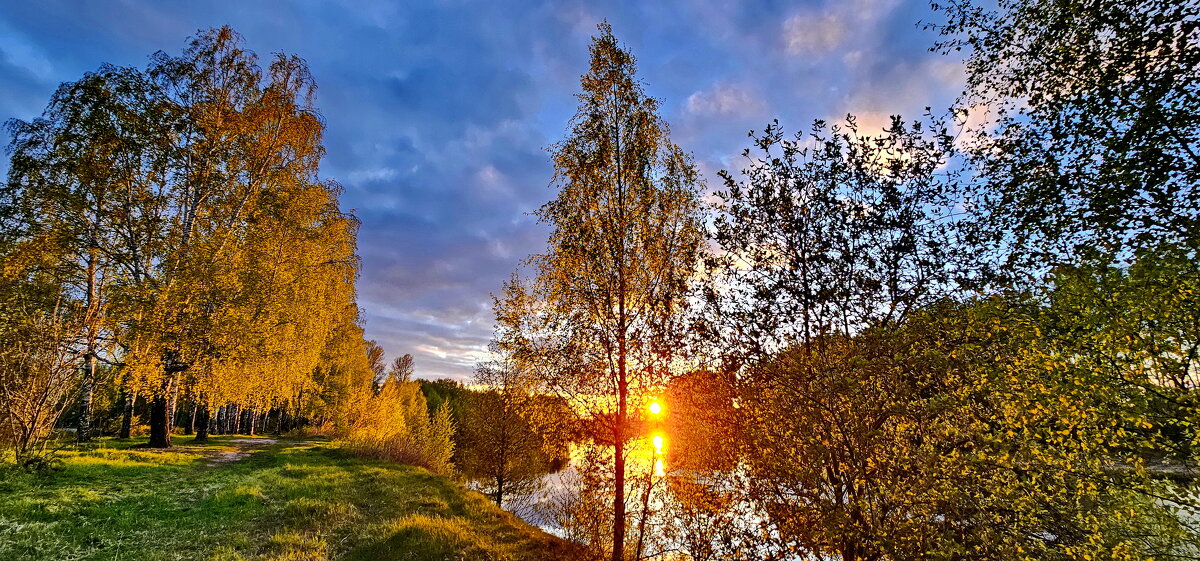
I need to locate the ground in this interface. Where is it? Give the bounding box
[0,436,579,561]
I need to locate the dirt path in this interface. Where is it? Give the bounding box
[204,438,279,466]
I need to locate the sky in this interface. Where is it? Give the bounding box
[0,0,967,381]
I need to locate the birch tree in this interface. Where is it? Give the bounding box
[495,23,703,561]
[4,66,163,443]
[123,27,328,447]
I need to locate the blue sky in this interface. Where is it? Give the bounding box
[0,0,965,380]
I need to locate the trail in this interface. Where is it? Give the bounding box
[203,437,278,466]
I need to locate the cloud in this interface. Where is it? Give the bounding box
[839,57,965,120]
[0,0,966,381]
[684,83,765,117]
[783,11,846,56]
[780,0,910,58]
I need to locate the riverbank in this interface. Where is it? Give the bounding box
[0,436,579,560]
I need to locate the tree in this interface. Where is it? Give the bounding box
[424,403,456,476]
[460,357,567,510]
[4,27,360,449]
[111,27,330,447]
[930,0,1200,269]
[4,66,163,443]
[346,352,457,476]
[706,114,964,363]
[0,271,84,464]
[304,304,376,434]
[702,115,977,559]
[418,377,468,421]
[927,2,1200,552]
[366,341,387,387]
[734,298,1194,561]
[495,23,704,560]
[390,353,414,383]
[187,174,359,441]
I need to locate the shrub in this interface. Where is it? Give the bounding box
[346,377,456,475]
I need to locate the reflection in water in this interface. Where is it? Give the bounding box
[510,432,776,560]
[514,435,670,531]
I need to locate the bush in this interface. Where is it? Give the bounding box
[346,377,456,475]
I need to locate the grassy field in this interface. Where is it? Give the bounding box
[0,436,579,561]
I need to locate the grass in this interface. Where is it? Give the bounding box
[0,436,579,560]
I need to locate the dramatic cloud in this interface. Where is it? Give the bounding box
[0,0,966,381]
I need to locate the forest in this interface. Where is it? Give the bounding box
[1,0,1199,560]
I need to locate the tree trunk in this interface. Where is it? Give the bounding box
[195,402,210,441]
[185,402,197,435]
[149,364,185,448]
[634,453,656,560]
[495,473,506,508]
[78,238,100,443]
[78,353,95,442]
[166,374,180,437]
[612,141,629,561]
[120,386,137,439]
[614,431,626,561]
[613,235,628,561]
[148,394,171,448]
[614,358,628,561]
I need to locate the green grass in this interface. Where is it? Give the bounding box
[0,436,579,560]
